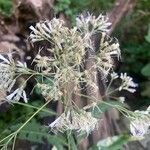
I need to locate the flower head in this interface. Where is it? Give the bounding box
[119,73,138,93]
[118,97,125,103]
[130,111,150,138]
[0,54,16,92]
[6,87,28,103]
[0,54,29,103]
[111,72,119,79]
[76,13,111,34]
[96,32,120,76]
[29,18,65,42]
[49,109,98,135]
[130,121,148,138]
[36,83,62,101]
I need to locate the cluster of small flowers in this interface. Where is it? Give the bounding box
[96,32,120,76]
[110,72,138,93]
[30,18,88,99]
[0,63,15,92]
[36,82,62,101]
[33,54,54,72]
[76,12,111,34]
[49,109,99,135]
[109,72,150,139]
[119,73,138,93]
[30,13,120,79]
[30,18,65,43]
[28,14,124,134]
[76,13,120,76]
[0,54,28,103]
[30,19,86,66]
[130,107,150,138]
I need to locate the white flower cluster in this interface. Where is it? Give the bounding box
[49,109,98,135]
[30,18,64,43]
[28,13,123,134]
[76,13,120,76]
[0,54,28,103]
[110,72,138,93]
[34,55,52,71]
[36,82,62,101]
[0,54,16,91]
[119,73,138,93]
[76,13,111,34]
[29,17,86,100]
[130,108,150,138]
[30,14,120,78]
[6,87,28,103]
[96,33,120,76]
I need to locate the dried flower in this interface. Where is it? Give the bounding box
[34,55,51,71]
[0,54,29,103]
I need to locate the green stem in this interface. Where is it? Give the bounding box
[78,93,135,118]
[105,78,113,93]
[0,133,14,143]
[12,134,17,150]
[14,100,51,134]
[15,102,56,115]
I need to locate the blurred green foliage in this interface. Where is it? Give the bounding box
[0,0,12,16]
[145,24,150,43]
[89,135,131,150]
[0,100,63,149]
[7,121,68,149]
[54,0,115,24]
[114,0,150,108]
[91,100,126,119]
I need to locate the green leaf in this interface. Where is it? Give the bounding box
[15,101,56,116]
[10,122,67,149]
[89,134,131,150]
[145,24,150,43]
[0,0,12,16]
[68,133,78,150]
[141,63,150,76]
[141,82,150,97]
[90,100,125,118]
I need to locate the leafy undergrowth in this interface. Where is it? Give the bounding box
[0,0,12,16]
